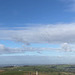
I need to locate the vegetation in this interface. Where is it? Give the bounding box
[0,65,75,75]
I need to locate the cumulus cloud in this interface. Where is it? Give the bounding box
[0,44,20,54]
[61,43,71,51]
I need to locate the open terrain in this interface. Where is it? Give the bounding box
[0,65,75,75]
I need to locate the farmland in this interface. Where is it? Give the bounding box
[0,65,75,75]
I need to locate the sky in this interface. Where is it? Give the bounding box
[0,0,75,65]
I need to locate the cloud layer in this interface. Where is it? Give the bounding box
[0,23,75,54]
[0,23,75,44]
[0,44,61,54]
[0,55,75,65]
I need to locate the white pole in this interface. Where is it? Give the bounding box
[36,71,38,75]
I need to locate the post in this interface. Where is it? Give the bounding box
[30,72,31,75]
[36,71,38,75]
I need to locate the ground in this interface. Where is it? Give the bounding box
[0,65,75,75]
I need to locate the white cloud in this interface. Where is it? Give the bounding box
[0,44,61,54]
[61,43,71,51]
[0,23,75,54]
[0,23,75,44]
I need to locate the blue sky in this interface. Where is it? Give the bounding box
[0,0,75,26]
[0,0,75,65]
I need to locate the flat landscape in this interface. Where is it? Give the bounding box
[0,65,75,75]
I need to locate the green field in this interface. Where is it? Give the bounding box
[0,65,75,75]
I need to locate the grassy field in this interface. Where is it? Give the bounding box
[0,71,75,75]
[0,65,75,75]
